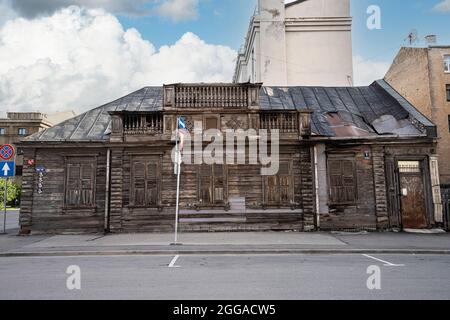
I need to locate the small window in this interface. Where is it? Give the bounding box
[398,161,421,173]
[446,84,450,102]
[448,115,450,133]
[445,55,450,73]
[18,128,27,135]
[0,128,5,135]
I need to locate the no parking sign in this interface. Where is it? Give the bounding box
[0,144,15,161]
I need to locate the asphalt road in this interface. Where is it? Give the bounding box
[0,253,449,300]
[0,210,19,232]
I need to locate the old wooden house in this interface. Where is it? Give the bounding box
[17,80,443,234]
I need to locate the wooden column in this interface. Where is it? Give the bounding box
[109,148,124,232]
[371,146,389,229]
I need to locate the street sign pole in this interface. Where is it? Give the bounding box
[172,117,182,245]
[3,177,6,234]
[0,144,15,234]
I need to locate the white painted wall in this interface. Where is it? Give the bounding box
[234,0,353,86]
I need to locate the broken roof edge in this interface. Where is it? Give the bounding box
[373,79,437,138]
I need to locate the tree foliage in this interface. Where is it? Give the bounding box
[0,179,21,208]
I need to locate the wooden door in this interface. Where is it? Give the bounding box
[398,161,427,229]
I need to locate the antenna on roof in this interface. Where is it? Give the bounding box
[405,29,419,46]
[425,34,437,45]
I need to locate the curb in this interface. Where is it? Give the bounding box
[1,248,450,257]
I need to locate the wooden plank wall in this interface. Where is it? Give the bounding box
[20,148,107,234]
[116,145,309,232]
[320,145,378,230]
[19,148,36,234]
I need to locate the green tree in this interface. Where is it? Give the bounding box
[0,179,21,208]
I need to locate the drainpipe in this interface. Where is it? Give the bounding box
[313,146,320,229]
[104,148,111,233]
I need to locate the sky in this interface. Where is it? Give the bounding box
[0,0,449,115]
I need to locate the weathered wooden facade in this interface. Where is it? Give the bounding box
[18,80,443,234]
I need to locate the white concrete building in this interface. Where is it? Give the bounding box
[233,0,354,87]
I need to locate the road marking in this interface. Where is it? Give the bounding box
[362,254,405,267]
[168,255,180,268]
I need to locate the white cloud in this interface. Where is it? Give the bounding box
[353,55,391,86]
[156,0,200,22]
[0,6,236,114]
[433,0,450,12]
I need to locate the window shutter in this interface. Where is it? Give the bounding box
[65,157,96,208]
[328,158,357,204]
[342,160,356,203]
[214,164,224,203]
[81,163,94,206]
[146,163,158,206]
[200,164,212,204]
[67,164,81,206]
[133,162,146,206]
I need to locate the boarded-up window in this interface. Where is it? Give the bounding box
[131,158,160,207]
[265,162,292,205]
[205,117,219,130]
[65,158,96,207]
[328,158,357,205]
[198,164,225,205]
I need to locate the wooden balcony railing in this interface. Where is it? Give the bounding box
[260,113,298,133]
[123,113,163,135]
[175,85,248,108]
[260,111,312,137]
[164,84,261,109]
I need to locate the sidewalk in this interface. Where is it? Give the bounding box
[0,231,449,257]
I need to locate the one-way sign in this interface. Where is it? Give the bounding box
[0,161,15,177]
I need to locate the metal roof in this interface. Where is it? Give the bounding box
[23,80,435,142]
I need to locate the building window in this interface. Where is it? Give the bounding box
[328,157,357,205]
[0,128,5,135]
[264,162,293,206]
[18,128,27,135]
[131,157,160,207]
[65,157,96,208]
[445,55,450,73]
[448,115,450,133]
[446,84,450,102]
[198,164,226,205]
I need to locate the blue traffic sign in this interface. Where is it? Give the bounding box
[0,161,15,177]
